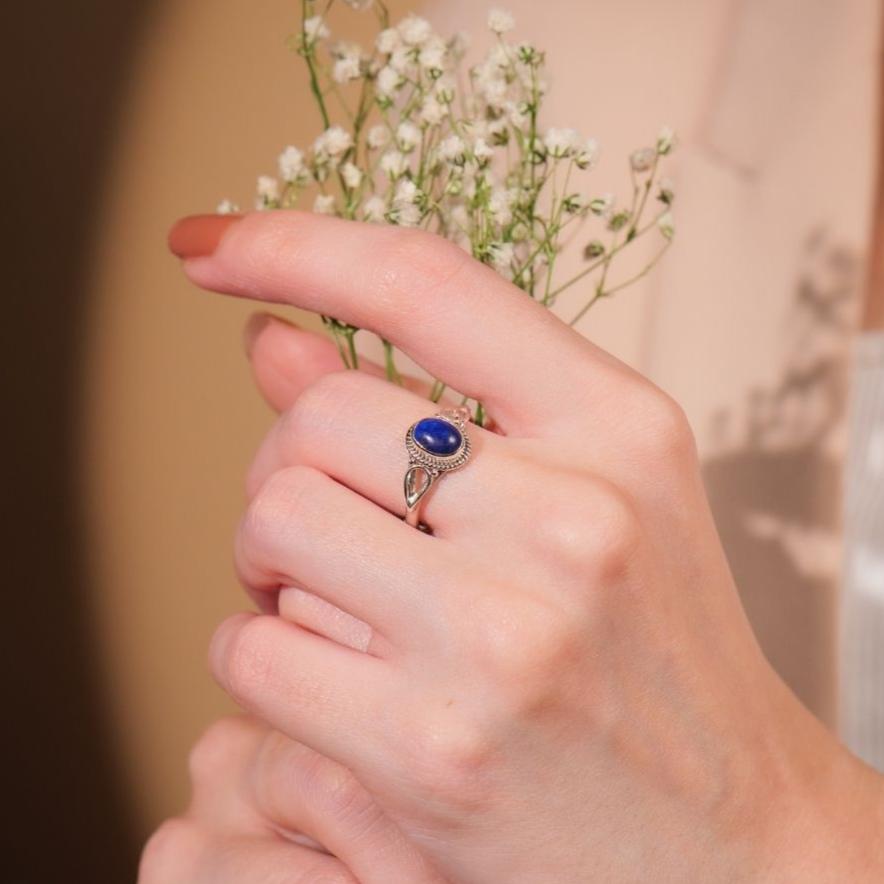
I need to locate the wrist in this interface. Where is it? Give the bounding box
[755,698,884,881]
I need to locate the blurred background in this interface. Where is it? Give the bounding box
[4,0,879,881]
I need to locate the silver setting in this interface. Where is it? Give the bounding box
[404,406,472,528]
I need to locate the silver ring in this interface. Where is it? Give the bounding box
[403,406,472,529]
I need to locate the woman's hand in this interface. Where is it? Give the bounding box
[170,211,884,883]
[139,716,443,883]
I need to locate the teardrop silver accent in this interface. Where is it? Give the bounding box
[404,465,435,512]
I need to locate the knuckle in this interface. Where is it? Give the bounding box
[402,709,494,816]
[539,477,642,583]
[138,818,201,883]
[187,715,259,787]
[282,370,366,443]
[471,591,585,697]
[299,752,385,838]
[369,228,469,326]
[220,616,278,706]
[241,465,323,562]
[636,389,697,463]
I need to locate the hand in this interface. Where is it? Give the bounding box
[170,212,884,883]
[139,716,443,883]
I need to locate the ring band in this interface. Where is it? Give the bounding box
[403,406,472,529]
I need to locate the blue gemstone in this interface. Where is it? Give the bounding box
[413,417,462,456]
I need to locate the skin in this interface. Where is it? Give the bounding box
[138,715,443,883]
[153,210,884,882]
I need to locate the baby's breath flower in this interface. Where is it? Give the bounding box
[489,187,516,225]
[376,27,400,54]
[380,149,409,178]
[390,178,423,226]
[544,128,582,159]
[396,121,421,152]
[516,43,542,66]
[314,125,353,162]
[562,193,586,214]
[434,74,456,104]
[366,125,389,149]
[630,147,655,173]
[487,8,516,35]
[341,162,363,189]
[657,211,675,239]
[471,137,494,166]
[505,100,530,130]
[657,177,675,205]
[332,42,364,83]
[278,145,307,182]
[589,193,614,217]
[608,209,631,231]
[313,193,336,214]
[656,125,676,155]
[388,45,415,74]
[362,195,386,222]
[575,138,599,170]
[216,199,239,214]
[255,175,280,208]
[488,240,515,274]
[419,97,445,126]
[439,134,466,164]
[398,15,433,47]
[376,66,402,97]
[302,15,330,46]
[584,239,605,258]
[419,37,447,75]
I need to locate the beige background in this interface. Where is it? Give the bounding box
[84,0,879,837]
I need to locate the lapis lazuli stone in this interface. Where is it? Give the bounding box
[413,417,462,456]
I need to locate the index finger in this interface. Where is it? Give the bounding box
[170,211,633,433]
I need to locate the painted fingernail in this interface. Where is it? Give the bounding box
[168,213,242,259]
[243,312,273,356]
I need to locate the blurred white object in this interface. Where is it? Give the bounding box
[841,331,884,771]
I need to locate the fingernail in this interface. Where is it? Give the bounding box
[243,313,299,357]
[243,312,273,356]
[168,213,243,259]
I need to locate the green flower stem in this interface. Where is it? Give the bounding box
[344,327,360,370]
[382,338,403,385]
[568,238,672,327]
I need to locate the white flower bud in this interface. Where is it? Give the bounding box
[630,147,655,172]
[419,97,445,126]
[543,127,581,159]
[488,240,515,273]
[439,134,466,164]
[376,65,401,97]
[656,125,676,155]
[657,211,675,239]
[366,125,389,149]
[341,162,363,189]
[575,137,599,170]
[397,15,432,47]
[256,175,280,202]
[216,199,239,215]
[314,125,353,161]
[362,195,386,222]
[313,194,336,214]
[376,28,400,54]
[278,145,306,182]
[396,120,421,151]
[487,8,516,34]
[472,137,494,164]
[380,149,409,178]
[303,15,330,45]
